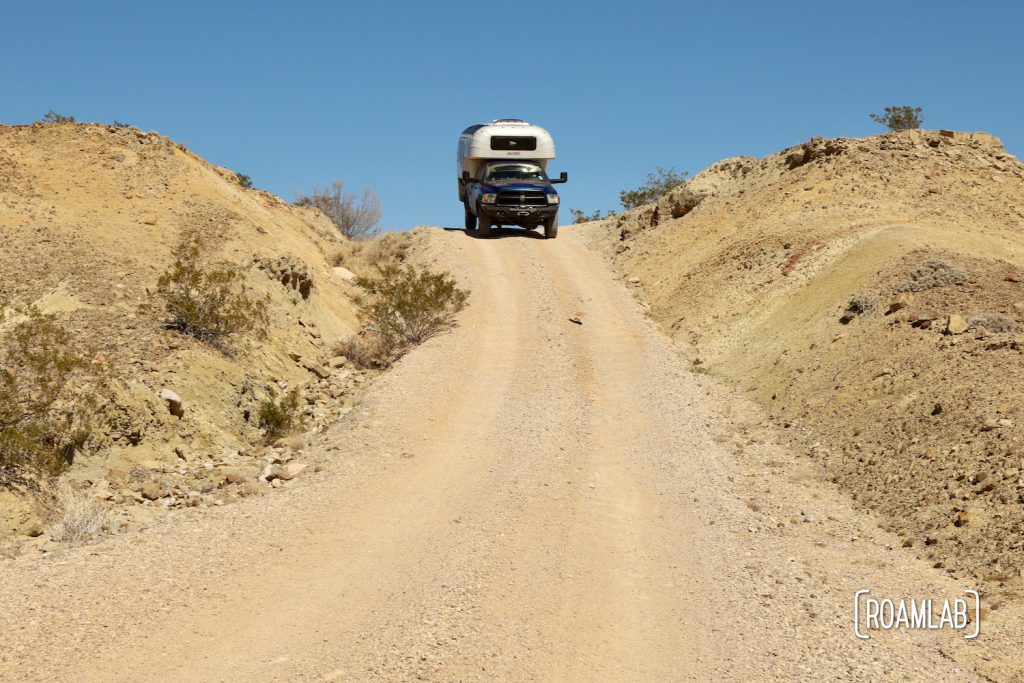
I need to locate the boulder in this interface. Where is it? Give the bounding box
[239,481,265,497]
[302,359,331,379]
[141,481,163,500]
[19,516,44,538]
[333,266,358,282]
[285,462,308,479]
[157,389,185,417]
[946,314,969,335]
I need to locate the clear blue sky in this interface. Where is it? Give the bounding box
[3,1,1021,231]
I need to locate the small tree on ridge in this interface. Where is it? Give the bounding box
[869,106,924,131]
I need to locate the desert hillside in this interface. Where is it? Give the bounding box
[581,129,1024,592]
[0,122,379,552]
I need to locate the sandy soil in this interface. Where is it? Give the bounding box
[580,129,1024,599]
[1,227,1016,681]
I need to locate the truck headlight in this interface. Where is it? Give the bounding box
[482,193,496,204]
[547,194,559,204]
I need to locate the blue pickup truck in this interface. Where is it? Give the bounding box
[457,120,568,239]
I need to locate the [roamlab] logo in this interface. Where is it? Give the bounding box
[854,589,980,640]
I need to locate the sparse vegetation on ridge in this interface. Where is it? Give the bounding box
[40,110,75,124]
[619,166,688,210]
[569,208,616,224]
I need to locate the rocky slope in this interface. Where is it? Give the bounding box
[580,129,1024,602]
[0,122,381,554]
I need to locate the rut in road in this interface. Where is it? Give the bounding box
[0,227,984,682]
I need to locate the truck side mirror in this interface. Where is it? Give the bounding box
[461,171,472,181]
[550,171,568,184]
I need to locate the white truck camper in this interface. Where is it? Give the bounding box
[457,119,567,239]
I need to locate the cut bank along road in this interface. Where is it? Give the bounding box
[0,227,984,681]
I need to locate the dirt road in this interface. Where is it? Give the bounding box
[0,227,993,681]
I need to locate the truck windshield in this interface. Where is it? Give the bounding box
[485,163,547,182]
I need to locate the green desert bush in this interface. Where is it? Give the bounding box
[339,264,469,368]
[257,387,305,442]
[0,307,96,479]
[156,231,269,348]
[236,173,254,189]
[620,166,688,210]
[869,106,924,131]
[358,264,468,345]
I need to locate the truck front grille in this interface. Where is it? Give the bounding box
[496,190,548,207]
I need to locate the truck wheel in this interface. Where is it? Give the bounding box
[544,214,558,239]
[464,203,476,231]
[477,210,492,237]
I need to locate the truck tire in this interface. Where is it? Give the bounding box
[477,209,492,237]
[464,203,476,231]
[544,214,558,239]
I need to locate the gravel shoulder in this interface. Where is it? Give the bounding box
[0,226,1013,681]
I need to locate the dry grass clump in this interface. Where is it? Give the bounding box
[334,334,396,370]
[155,230,269,349]
[333,232,411,278]
[52,484,110,544]
[895,259,968,293]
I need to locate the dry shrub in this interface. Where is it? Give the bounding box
[896,260,968,293]
[52,484,110,544]
[333,333,398,370]
[156,231,269,348]
[296,181,381,240]
[333,232,411,277]
[840,294,876,324]
[969,313,1017,333]
[0,306,98,479]
[257,387,305,442]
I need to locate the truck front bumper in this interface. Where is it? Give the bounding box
[480,204,557,225]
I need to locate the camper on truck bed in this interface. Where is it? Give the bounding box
[457,119,568,239]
